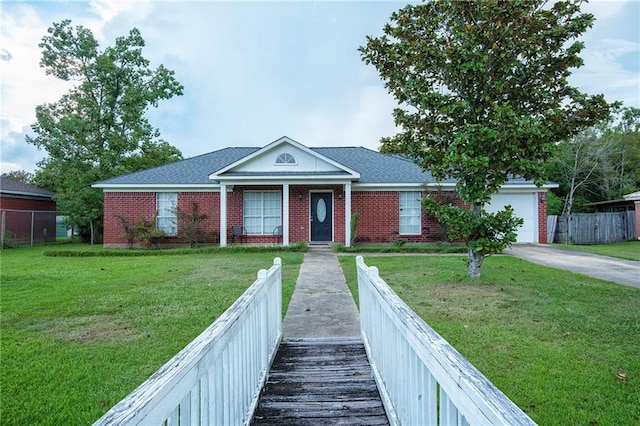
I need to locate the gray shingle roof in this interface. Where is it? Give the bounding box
[95,147,259,185]
[0,177,55,198]
[94,145,522,187]
[314,147,437,184]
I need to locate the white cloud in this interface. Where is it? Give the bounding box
[580,0,627,20]
[0,5,74,172]
[571,36,640,107]
[0,0,638,174]
[288,85,397,150]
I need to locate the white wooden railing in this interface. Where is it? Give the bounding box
[356,256,536,426]
[94,258,283,426]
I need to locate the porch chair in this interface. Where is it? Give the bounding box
[273,225,283,245]
[231,226,247,244]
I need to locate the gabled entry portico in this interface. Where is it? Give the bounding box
[211,137,358,247]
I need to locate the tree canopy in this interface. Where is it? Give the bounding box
[545,106,640,215]
[27,20,184,242]
[360,0,614,277]
[1,170,34,184]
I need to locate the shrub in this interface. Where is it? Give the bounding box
[176,202,209,248]
[134,217,165,248]
[1,230,13,249]
[115,214,136,248]
[350,212,360,246]
[393,238,408,247]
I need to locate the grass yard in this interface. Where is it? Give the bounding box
[554,240,640,261]
[339,254,640,426]
[1,244,304,425]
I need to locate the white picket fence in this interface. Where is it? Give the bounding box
[94,258,283,426]
[356,256,536,426]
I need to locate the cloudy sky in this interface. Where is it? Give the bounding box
[1,0,639,174]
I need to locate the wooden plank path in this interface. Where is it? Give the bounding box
[251,337,389,425]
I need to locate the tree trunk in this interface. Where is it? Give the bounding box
[467,247,484,279]
[466,202,485,278]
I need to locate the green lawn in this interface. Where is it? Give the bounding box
[1,244,304,425]
[339,254,640,426]
[554,240,640,261]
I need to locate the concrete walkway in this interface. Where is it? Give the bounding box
[505,244,640,289]
[283,246,361,338]
[281,244,639,339]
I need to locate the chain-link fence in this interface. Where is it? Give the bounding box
[0,209,59,246]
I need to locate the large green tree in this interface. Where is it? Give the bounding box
[546,106,640,215]
[27,20,183,242]
[360,0,613,277]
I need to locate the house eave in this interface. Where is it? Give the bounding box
[0,190,55,200]
[214,174,359,183]
[93,184,220,192]
[496,183,559,192]
[353,183,445,191]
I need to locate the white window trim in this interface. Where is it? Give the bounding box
[243,190,282,235]
[399,191,422,235]
[156,192,178,236]
[275,152,297,166]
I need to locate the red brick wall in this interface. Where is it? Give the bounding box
[102,188,548,246]
[177,192,220,245]
[104,192,222,247]
[289,185,309,243]
[351,191,398,243]
[634,201,640,239]
[334,188,346,244]
[350,190,464,243]
[538,192,548,243]
[103,192,156,246]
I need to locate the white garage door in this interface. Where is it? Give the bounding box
[486,193,538,243]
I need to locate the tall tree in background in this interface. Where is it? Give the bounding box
[595,107,640,200]
[360,0,613,277]
[27,20,183,242]
[1,170,34,184]
[551,126,611,216]
[546,106,640,215]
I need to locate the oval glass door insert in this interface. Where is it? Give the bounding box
[316,198,327,223]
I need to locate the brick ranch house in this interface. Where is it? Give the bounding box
[93,136,555,248]
[0,176,57,245]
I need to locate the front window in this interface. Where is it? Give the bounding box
[399,191,421,234]
[244,191,281,234]
[156,192,177,236]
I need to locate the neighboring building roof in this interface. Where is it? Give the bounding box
[0,177,55,200]
[623,191,640,202]
[585,198,635,212]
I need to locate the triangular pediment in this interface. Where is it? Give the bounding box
[209,136,360,181]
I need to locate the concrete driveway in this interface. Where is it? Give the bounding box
[504,244,640,289]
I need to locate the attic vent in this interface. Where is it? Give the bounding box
[275,153,296,165]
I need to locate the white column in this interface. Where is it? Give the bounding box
[282,184,289,246]
[345,181,352,247]
[220,183,227,247]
